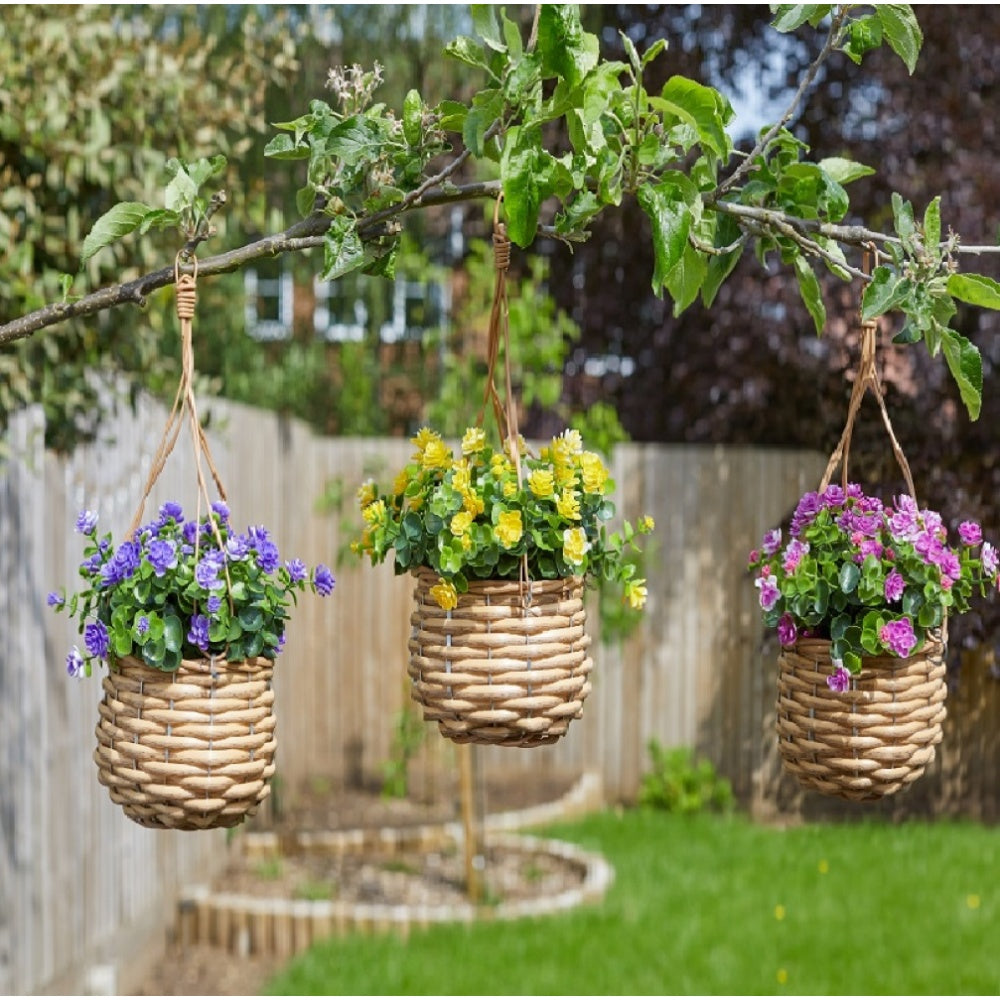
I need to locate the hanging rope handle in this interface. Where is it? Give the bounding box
[128,254,231,574]
[819,247,918,502]
[475,194,532,599]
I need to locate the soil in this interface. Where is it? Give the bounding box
[129,771,582,996]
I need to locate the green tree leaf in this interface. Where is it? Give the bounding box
[817,156,875,186]
[79,202,153,265]
[264,133,310,160]
[947,273,1000,310]
[536,5,599,88]
[923,195,941,249]
[664,242,708,316]
[322,216,365,281]
[793,255,826,335]
[875,4,923,74]
[941,328,983,420]
[636,177,696,295]
[471,5,505,51]
[771,5,833,33]
[658,76,731,159]
[862,266,908,319]
[402,89,423,146]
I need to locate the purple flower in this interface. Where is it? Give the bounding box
[136,616,150,637]
[226,535,250,561]
[206,595,222,615]
[159,501,184,521]
[827,665,851,693]
[76,509,99,535]
[286,559,307,583]
[47,591,64,609]
[212,501,230,521]
[777,613,797,647]
[147,539,177,578]
[983,542,999,579]
[66,646,85,679]
[313,564,335,597]
[884,569,905,603]
[187,614,210,651]
[100,541,141,587]
[274,632,287,656]
[879,618,917,658]
[858,539,884,561]
[255,539,281,574]
[959,521,983,547]
[195,552,226,591]
[84,620,110,660]
[821,484,845,508]
[937,550,961,581]
[755,571,780,612]
[782,539,809,574]
[182,521,199,546]
[790,492,822,536]
[762,529,782,557]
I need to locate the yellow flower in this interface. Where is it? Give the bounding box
[461,427,486,455]
[503,480,519,499]
[429,577,458,611]
[392,469,410,497]
[580,452,608,495]
[556,488,581,521]
[411,426,438,455]
[528,468,555,498]
[422,438,452,470]
[463,491,485,517]
[639,515,655,533]
[362,499,386,525]
[554,462,578,489]
[357,480,377,509]
[451,460,471,494]
[450,511,473,536]
[563,526,590,567]
[495,510,523,548]
[625,578,648,610]
[560,428,583,454]
[491,453,511,478]
[461,533,473,551]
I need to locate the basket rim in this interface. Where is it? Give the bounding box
[109,652,275,676]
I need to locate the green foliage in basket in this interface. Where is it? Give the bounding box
[638,742,735,815]
[49,502,335,677]
[352,426,654,610]
[748,484,1000,679]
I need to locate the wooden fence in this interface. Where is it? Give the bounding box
[4,394,1000,993]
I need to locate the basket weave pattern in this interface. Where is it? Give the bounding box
[94,655,277,830]
[408,569,593,747]
[776,632,947,801]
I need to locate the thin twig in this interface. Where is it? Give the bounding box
[714,6,849,199]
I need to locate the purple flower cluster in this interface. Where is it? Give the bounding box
[51,503,336,678]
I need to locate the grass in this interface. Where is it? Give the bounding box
[262,808,1000,995]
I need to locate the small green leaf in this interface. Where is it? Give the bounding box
[875,4,923,74]
[658,76,731,159]
[664,242,708,317]
[402,89,423,146]
[239,606,265,632]
[771,5,833,33]
[947,273,1000,310]
[471,5,505,51]
[444,36,490,71]
[163,615,183,653]
[793,255,826,335]
[941,328,983,420]
[862,266,907,320]
[321,217,364,281]
[839,562,860,595]
[923,195,941,249]
[80,202,154,266]
[817,156,875,186]
[164,166,197,213]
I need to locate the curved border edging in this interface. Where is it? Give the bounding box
[176,770,611,958]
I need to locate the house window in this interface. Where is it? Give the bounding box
[243,265,294,341]
[314,274,368,343]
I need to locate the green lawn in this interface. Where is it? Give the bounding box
[263,808,1000,995]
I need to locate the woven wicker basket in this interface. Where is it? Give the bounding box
[408,568,594,747]
[94,655,277,830]
[776,630,947,801]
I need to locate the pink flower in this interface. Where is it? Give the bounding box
[782,539,809,574]
[756,572,780,612]
[827,665,851,693]
[941,575,954,591]
[959,521,983,547]
[777,613,797,647]
[762,529,782,557]
[983,542,999,578]
[884,569,905,603]
[879,618,917,658]
[748,548,760,565]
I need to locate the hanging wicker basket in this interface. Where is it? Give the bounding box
[776,628,947,801]
[94,655,277,830]
[407,568,594,748]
